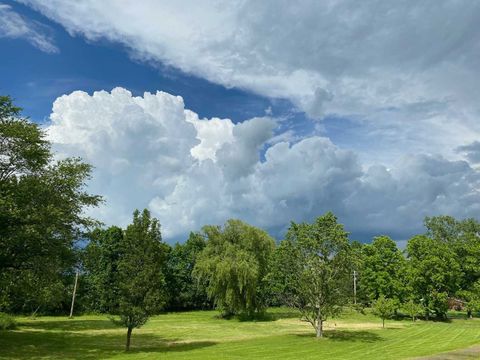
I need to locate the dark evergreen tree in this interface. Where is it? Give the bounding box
[82,226,123,313]
[113,209,167,351]
[165,232,211,310]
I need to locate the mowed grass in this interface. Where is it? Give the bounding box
[2,308,480,360]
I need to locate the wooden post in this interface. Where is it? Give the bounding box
[69,270,79,318]
[353,270,357,305]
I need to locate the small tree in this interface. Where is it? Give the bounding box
[403,299,423,321]
[114,209,167,351]
[373,295,396,328]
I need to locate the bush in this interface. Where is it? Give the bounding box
[0,313,17,330]
[351,303,367,315]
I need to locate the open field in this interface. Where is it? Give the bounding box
[1,308,480,360]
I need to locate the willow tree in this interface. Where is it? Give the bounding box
[193,219,275,317]
[276,212,352,337]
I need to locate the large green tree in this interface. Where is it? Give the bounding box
[193,219,275,317]
[276,212,352,337]
[361,236,407,305]
[114,209,167,351]
[0,96,101,314]
[0,96,49,181]
[406,235,460,319]
[424,215,462,244]
[423,216,480,313]
[165,232,210,310]
[82,226,124,313]
[266,235,302,307]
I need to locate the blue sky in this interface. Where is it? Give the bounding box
[0,1,279,123]
[0,0,343,152]
[2,0,480,243]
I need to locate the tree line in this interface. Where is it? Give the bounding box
[2,96,480,349]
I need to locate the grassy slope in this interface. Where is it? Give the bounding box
[1,309,480,360]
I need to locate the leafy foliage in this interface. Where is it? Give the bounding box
[406,235,460,319]
[193,219,275,317]
[457,280,480,319]
[373,295,396,328]
[361,236,406,305]
[266,236,302,307]
[403,299,424,321]
[0,312,16,330]
[113,209,167,351]
[165,232,211,310]
[0,96,50,181]
[82,226,124,313]
[424,216,480,289]
[275,212,352,337]
[0,97,101,314]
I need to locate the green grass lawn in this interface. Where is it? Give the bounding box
[1,308,480,359]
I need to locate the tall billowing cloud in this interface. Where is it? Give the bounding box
[48,88,198,227]
[0,3,58,53]
[46,88,480,241]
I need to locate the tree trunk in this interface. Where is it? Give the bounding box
[126,327,133,351]
[69,270,79,318]
[382,318,385,328]
[316,320,323,338]
[31,306,40,319]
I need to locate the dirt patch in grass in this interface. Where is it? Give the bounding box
[416,345,480,359]
[277,317,405,331]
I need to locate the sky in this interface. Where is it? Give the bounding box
[2,0,480,243]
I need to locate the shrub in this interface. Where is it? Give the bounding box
[0,313,17,330]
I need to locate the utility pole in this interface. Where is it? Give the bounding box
[69,270,79,318]
[353,270,357,305]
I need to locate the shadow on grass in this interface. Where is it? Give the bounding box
[217,309,299,322]
[296,330,383,343]
[0,328,216,360]
[237,311,299,322]
[18,319,121,331]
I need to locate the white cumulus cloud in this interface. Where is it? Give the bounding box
[46,88,480,241]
